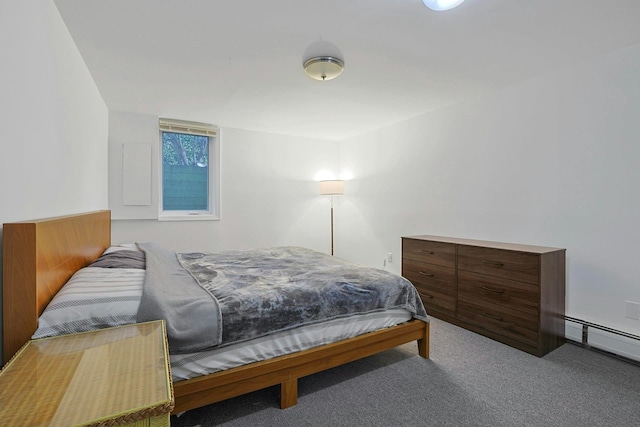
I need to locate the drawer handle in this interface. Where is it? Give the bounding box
[482,260,505,267]
[418,271,434,277]
[481,286,505,294]
[482,312,504,322]
[419,250,435,255]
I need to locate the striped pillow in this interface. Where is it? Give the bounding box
[32,266,144,339]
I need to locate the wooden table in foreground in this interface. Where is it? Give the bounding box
[0,321,174,427]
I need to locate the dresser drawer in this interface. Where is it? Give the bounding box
[403,259,456,289]
[458,271,539,312]
[414,283,456,313]
[457,299,539,345]
[457,245,539,284]
[402,239,455,268]
[403,259,456,313]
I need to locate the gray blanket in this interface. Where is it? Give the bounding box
[137,243,427,354]
[137,243,222,353]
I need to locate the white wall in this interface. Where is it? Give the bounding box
[110,112,340,254]
[0,0,109,362]
[339,43,640,358]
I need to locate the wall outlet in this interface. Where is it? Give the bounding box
[625,301,639,320]
[386,252,393,263]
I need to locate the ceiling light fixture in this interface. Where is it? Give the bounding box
[303,56,345,81]
[422,0,465,11]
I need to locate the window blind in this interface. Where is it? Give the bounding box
[159,118,217,137]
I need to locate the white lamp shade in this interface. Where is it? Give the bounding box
[319,180,345,195]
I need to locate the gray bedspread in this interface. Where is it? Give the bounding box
[137,243,222,353]
[137,243,427,354]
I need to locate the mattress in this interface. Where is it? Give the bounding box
[170,308,412,381]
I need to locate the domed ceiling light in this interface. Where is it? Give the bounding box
[303,56,345,81]
[422,0,465,11]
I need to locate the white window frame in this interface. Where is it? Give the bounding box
[158,118,220,221]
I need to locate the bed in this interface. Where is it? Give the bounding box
[2,210,430,413]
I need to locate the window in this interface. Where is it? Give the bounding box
[159,118,219,220]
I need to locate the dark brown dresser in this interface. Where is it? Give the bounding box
[402,235,565,357]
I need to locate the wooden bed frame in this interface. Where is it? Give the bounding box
[2,210,430,413]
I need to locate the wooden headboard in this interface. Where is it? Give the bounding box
[2,210,111,362]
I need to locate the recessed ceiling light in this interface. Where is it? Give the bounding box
[422,0,465,11]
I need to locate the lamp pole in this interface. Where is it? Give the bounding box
[330,195,335,256]
[319,180,344,256]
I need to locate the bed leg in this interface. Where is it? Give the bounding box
[280,378,298,409]
[418,322,430,359]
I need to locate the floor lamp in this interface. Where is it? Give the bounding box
[319,180,345,256]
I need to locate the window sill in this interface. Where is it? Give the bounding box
[158,213,220,222]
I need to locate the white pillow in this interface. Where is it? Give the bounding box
[32,266,144,339]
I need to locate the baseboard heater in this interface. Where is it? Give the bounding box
[564,315,640,366]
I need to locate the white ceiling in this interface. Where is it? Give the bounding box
[54,0,640,141]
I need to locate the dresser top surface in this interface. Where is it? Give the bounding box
[403,235,565,254]
[0,320,173,426]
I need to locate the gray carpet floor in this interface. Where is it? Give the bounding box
[172,317,640,426]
